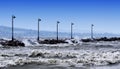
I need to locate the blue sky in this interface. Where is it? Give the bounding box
[0,0,120,33]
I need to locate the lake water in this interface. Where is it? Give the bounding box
[1,41,120,69]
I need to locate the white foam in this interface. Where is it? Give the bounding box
[0,41,120,67]
[1,49,120,67]
[22,39,40,46]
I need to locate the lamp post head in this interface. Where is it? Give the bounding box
[12,15,16,19]
[38,18,41,21]
[71,23,74,25]
[57,21,60,24]
[91,24,94,27]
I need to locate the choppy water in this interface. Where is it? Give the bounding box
[1,41,120,69]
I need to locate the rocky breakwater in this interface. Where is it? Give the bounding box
[0,39,25,47]
[81,37,120,42]
[38,39,68,44]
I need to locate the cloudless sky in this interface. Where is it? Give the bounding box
[0,0,120,33]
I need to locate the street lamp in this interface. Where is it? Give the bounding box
[57,21,60,41]
[37,18,41,41]
[91,24,94,40]
[12,15,16,41]
[71,23,74,39]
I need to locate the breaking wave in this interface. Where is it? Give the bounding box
[0,39,120,68]
[0,48,120,67]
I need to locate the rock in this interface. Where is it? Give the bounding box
[38,39,68,44]
[81,39,92,42]
[81,37,120,42]
[0,39,25,47]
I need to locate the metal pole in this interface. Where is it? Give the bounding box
[91,24,94,39]
[37,19,41,41]
[71,23,74,39]
[57,21,60,41]
[12,15,16,41]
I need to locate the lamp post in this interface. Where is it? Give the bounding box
[71,23,74,39]
[12,15,16,41]
[57,21,60,41]
[37,18,41,41]
[91,24,94,40]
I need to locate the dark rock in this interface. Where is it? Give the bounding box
[81,39,92,42]
[81,37,120,42]
[38,39,68,44]
[0,39,25,47]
